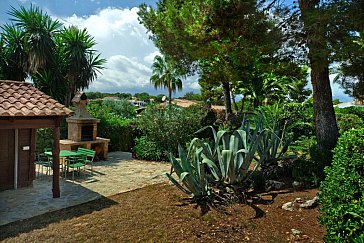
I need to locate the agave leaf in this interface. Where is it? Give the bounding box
[187,137,201,157]
[169,154,184,177]
[278,138,292,157]
[165,173,192,195]
[202,157,220,181]
[222,150,234,181]
[195,125,217,141]
[234,130,247,149]
[216,147,225,178]
[178,144,193,172]
[242,131,265,173]
[216,130,228,151]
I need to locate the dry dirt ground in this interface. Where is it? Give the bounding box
[0,183,324,242]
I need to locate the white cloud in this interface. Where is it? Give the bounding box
[58,7,201,96]
[143,51,160,65]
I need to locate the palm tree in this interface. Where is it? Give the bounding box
[0,24,27,80]
[239,72,288,108]
[56,26,106,106]
[150,55,183,104]
[1,6,106,106]
[8,5,62,75]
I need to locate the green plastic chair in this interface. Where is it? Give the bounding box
[34,154,53,177]
[66,154,86,181]
[77,148,96,174]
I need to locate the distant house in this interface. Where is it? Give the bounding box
[0,80,72,198]
[128,99,147,107]
[334,99,364,108]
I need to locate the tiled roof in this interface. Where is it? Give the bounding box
[0,80,72,117]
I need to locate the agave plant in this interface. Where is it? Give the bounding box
[198,122,266,188]
[166,144,211,201]
[258,129,295,176]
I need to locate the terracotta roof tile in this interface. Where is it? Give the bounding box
[0,80,72,117]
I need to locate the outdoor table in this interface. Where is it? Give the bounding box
[44,150,82,177]
[44,150,80,158]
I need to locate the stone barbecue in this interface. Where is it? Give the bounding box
[60,92,110,159]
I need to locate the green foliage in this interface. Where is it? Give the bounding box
[85,92,133,100]
[335,106,364,122]
[150,55,184,103]
[319,128,364,242]
[332,99,341,105]
[335,112,364,134]
[291,158,320,186]
[184,91,203,101]
[102,99,136,119]
[134,136,163,161]
[134,92,151,101]
[88,100,136,152]
[258,101,315,142]
[36,128,53,155]
[135,104,213,160]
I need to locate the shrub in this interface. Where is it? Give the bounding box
[257,101,315,143]
[291,158,320,186]
[319,128,364,242]
[88,100,137,152]
[136,104,214,160]
[335,112,364,134]
[36,128,53,154]
[103,99,136,119]
[336,106,364,121]
[134,136,163,161]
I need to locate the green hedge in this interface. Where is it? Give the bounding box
[319,128,364,242]
[88,100,137,152]
[135,104,215,161]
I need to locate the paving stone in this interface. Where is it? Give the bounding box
[0,152,170,226]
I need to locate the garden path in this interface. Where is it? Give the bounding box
[0,152,170,226]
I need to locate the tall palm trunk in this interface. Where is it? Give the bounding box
[167,79,172,104]
[299,0,339,152]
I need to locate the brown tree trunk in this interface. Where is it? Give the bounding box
[299,0,339,152]
[311,64,339,150]
[239,96,246,114]
[222,81,233,120]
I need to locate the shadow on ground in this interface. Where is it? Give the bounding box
[0,195,117,240]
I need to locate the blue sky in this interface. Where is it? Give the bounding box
[0,0,352,101]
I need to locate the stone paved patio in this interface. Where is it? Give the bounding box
[0,152,170,226]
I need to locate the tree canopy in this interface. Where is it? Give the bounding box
[0,5,106,106]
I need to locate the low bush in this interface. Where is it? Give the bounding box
[135,104,214,160]
[335,112,364,134]
[336,106,364,121]
[319,128,364,242]
[88,100,137,152]
[134,136,163,161]
[291,158,320,186]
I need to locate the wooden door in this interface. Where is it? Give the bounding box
[0,129,15,191]
[18,129,33,187]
